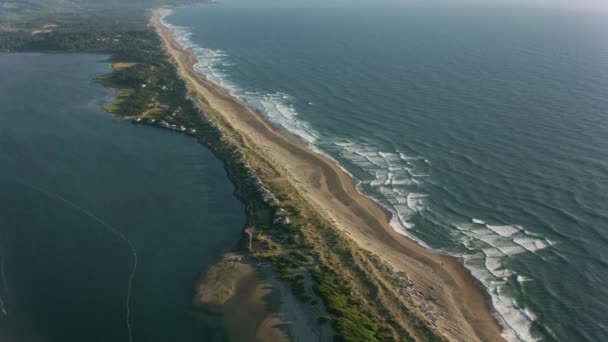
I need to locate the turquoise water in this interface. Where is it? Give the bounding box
[164,1,608,341]
[0,53,244,341]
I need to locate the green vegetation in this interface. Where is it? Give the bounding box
[196,85,446,340]
[0,0,199,125]
[0,1,449,341]
[312,269,386,342]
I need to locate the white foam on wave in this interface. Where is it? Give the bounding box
[160,11,546,341]
[472,218,486,224]
[517,275,533,283]
[161,10,320,147]
[514,237,553,253]
[464,253,539,342]
[329,140,434,248]
[161,10,433,249]
[407,193,428,212]
[458,219,552,341]
[336,141,430,229]
[487,224,521,238]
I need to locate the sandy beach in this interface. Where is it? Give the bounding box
[195,252,333,342]
[152,8,505,341]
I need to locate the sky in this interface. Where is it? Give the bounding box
[493,0,608,11]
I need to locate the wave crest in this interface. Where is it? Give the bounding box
[160,10,550,341]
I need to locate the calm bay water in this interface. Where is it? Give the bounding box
[164,1,608,341]
[0,53,244,341]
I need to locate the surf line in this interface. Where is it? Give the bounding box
[13,180,138,342]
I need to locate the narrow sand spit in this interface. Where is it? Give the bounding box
[152,9,505,342]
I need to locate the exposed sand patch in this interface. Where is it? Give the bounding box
[111,62,137,70]
[31,29,53,35]
[152,9,505,342]
[196,252,328,342]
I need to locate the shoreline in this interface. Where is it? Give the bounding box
[193,252,290,342]
[194,251,334,341]
[152,8,505,342]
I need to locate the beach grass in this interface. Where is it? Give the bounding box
[0,2,504,340]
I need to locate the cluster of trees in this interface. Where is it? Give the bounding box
[1,0,199,121]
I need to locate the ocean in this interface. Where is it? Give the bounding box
[163,1,608,341]
[0,53,245,341]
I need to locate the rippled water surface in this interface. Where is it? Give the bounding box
[165,1,608,340]
[0,53,245,341]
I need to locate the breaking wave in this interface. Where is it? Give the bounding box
[330,140,430,235]
[161,12,319,147]
[160,9,553,341]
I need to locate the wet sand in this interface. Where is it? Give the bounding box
[195,252,330,342]
[152,9,505,342]
[195,252,289,342]
[110,62,137,70]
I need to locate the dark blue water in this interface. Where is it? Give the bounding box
[0,53,245,341]
[164,1,608,341]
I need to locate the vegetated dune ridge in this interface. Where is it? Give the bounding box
[151,9,505,342]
